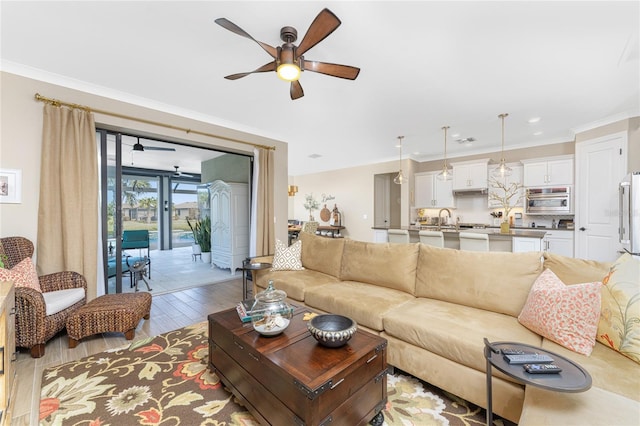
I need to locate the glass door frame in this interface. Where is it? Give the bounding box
[99,130,125,294]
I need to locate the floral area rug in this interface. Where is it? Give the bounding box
[40,322,513,425]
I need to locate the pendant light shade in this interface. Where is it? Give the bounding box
[437,126,453,181]
[492,113,512,178]
[393,136,406,185]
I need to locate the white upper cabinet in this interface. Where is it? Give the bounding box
[414,172,455,208]
[488,164,523,209]
[522,155,574,187]
[452,159,490,191]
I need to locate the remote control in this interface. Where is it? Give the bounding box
[504,354,554,364]
[501,348,526,355]
[523,363,562,374]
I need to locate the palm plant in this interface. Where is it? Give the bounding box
[187,216,211,252]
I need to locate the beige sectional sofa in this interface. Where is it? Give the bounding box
[253,232,639,425]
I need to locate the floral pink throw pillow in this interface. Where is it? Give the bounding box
[597,254,640,364]
[0,257,42,292]
[518,268,601,356]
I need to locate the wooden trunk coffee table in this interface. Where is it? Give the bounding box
[208,307,388,426]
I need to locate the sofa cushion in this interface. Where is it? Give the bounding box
[299,232,345,278]
[540,339,640,402]
[340,240,419,294]
[415,245,543,317]
[271,239,304,271]
[519,385,640,426]
[254,269,340,302]
[43,288,85,316]
[597,253,640,364]
[383,297,542,375]
[304,281,414,331]
[518,268,601,356]
[543,251,611,284]
[0,257,41,292]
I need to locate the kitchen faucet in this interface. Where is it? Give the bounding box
[438,208,452,230]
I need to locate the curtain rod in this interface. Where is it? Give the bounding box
[34,93,276,151]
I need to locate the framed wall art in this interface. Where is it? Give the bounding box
[0,168,22,203]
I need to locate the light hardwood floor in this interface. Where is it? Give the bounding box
[11,278,244,425]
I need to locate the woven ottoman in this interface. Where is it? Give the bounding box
[66,292,152,348]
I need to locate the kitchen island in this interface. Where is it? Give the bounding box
[372,226,548,252]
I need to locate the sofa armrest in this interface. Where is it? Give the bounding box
[251,255,274,264]
[39,271,87,293]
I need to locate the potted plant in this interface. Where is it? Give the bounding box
[187,216,212,261]
[303,193,320,221]
[488,177,524,233]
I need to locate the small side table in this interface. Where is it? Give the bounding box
[241,260,272,300]
[484,339,591,426]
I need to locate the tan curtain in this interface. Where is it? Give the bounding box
[37,103,98,300]
[254,147,275,255]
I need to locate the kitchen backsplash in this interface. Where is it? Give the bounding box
[413,194,574,228]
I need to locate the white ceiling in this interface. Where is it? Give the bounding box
[2,1,638,177]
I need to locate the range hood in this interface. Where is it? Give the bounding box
[453,188,488,196]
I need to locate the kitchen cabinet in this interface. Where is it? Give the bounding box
[210,180,249,275]
[488,164,524,209]
[522,156,574,186]
[0,282,16,426]
[543,230,574,257]
[452,159,490,191]
[512,237,542,253]
[414,172,455,208]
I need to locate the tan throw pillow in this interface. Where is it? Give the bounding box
[271,239,304,271]
[597,254,640,364]
[518,268,601,356]
[0,257,42,292]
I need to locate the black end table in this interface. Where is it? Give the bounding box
[484,339,592,425]
[241,260,272,300]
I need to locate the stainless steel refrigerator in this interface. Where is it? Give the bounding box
[620,172,640,255]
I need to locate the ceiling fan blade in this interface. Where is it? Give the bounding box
[303,60,360,80]
[215,18,277,58]
[144,146,176,152]
[290,80,304,100]
[224,61,277,80]
[296,8,341,57]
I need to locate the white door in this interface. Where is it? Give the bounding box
[575,132,627,261]
[374,174,391,228]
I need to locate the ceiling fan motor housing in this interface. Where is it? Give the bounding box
[280,26,297,43]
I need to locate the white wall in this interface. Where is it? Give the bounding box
[0,71,290,249]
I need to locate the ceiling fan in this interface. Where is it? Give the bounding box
[172,166,194,178]
[131,138,176,152]
[215,8,360,100]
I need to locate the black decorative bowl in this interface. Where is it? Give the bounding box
[308,314,357,348]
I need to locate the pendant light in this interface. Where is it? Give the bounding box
[492,113,512,177]
[393,136,406,185]
[437,126,453,181]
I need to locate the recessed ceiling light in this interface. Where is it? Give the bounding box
[528,117,541,124]
[309,154,322,159]
[533,131,543,136]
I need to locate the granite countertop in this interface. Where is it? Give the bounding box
[373,226,548,239]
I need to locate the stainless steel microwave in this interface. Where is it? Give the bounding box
[526,187,572,214]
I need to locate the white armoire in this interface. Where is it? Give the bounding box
[210,180,249,275]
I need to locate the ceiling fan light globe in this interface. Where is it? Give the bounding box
[277,63,301,81]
